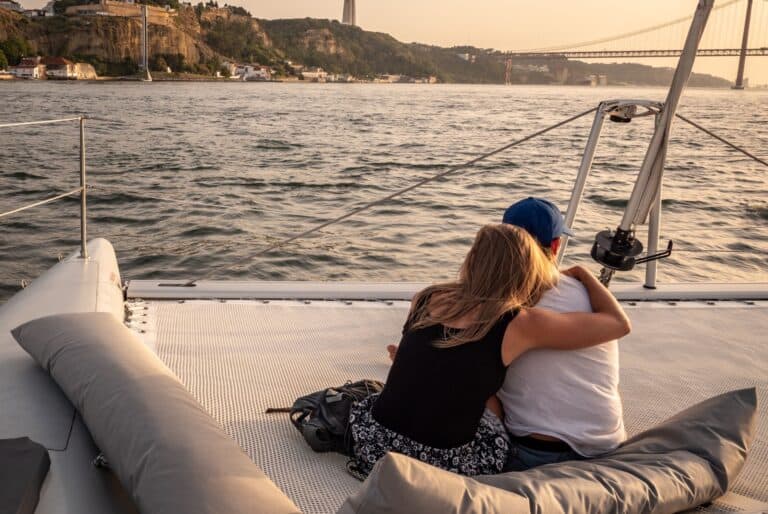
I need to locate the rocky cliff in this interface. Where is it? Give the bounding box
[0,9,25,40]
[1,6,222,75]
[34,17,215,64]
[0,6,735,86]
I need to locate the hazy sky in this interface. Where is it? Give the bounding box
[239,0,768,84]
[19,0,768,83]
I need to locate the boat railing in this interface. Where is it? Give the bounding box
[0,116,89,259]
[559,100,667,289]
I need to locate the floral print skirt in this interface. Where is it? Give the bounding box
[349,394,510,477]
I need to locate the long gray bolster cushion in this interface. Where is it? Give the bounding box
[13,312,301,514]
[338,388,757,514]
[337,451,531,514]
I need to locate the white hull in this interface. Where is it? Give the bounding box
[1,238,766,513]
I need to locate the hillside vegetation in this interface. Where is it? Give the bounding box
[0,5,734,87]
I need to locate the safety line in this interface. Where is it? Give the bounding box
[675,113,768,168]
[184,106,598,284]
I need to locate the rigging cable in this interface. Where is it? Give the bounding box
[182,109,766,285]
[184,106,599,285]
[519,0,742,52]
[675,113,768,168]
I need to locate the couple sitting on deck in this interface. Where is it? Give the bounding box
[349,197,631,476]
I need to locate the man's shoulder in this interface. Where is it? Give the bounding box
[537,274,593,313]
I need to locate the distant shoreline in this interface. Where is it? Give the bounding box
[2,78,761,90]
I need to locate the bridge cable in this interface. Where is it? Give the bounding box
[520,0,742,52]
[675,113,768,168]
[183,106,598,285]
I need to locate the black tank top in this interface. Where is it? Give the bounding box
[372,299,517,449]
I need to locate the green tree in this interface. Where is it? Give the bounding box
[0,36,33,66]
[0,49,8,71]
[226,4,250,16]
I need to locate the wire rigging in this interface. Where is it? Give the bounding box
[184,107,599,284]
[520,0,743,52]
[182,108,767,286]
[675,114,768,168]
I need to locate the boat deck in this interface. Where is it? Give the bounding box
[125,295,768,514]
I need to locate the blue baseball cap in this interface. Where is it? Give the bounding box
[502,197,574,247]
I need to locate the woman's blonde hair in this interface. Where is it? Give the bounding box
[410,224,558,348]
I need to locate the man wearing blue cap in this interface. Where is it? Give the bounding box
[498,197,625,470]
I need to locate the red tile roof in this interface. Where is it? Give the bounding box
[42,57,74,66]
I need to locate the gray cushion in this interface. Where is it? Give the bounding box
[13,312,300,514]
[338,388,757,514]
[478,388,756,513]
[337,451,531,514]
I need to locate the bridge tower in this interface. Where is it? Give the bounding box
[342,0,356,26]
[733,0,753,89]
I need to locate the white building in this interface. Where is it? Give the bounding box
[234,64,272,81]
[10,57,45,79]
[11,64,45,79]
[301,67,327,82]
[44,58,78,79]
[376,74,401,83]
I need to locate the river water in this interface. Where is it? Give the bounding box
[1,82,767,300]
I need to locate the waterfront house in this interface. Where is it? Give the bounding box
[376,74,402,83]
[234,64,272,81]
[328,73,356,83]
[246,65,272,81]
[301,67,328,82]
[43,57,78,79]
[10,57,46,79]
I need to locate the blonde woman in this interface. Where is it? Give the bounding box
[349,224,631,476]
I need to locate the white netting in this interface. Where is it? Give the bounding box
[148,300,767,514]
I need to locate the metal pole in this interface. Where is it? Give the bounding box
[733,0,753,89]
[619,0,713,231]
[558,106,606,265]
[644,182,662,289]
[79,117,88,259]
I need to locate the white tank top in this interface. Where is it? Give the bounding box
[497,274,626,457]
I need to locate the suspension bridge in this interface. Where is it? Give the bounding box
[505,0,768,88]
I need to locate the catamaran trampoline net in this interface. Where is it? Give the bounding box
[134,299,767,514]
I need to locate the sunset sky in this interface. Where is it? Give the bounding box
[19,0,768,84]
[234,0,768,85]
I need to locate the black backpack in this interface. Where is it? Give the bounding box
[289,380,384,457]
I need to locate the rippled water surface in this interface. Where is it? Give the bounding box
[1,82,767,300]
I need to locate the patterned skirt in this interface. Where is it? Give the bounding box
[349,394,510,477]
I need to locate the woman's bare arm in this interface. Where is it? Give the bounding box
[502,266,631,365]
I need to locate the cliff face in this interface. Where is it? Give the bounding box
[0,9,26,41]
[22,13,217,67]
[301,28,343,56]
[261,18,436,78]
[0,7,736,86]
[199,7,270,47]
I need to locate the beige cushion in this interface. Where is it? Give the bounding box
[337,451,531,514]
[13,312,300,514]
[338,388,756,514]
